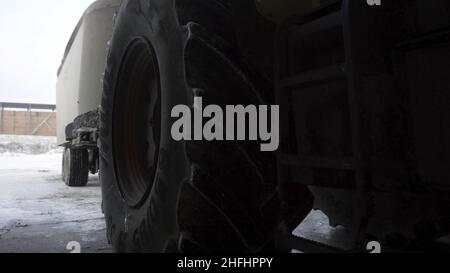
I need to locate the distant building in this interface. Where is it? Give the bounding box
[0,102,56,137]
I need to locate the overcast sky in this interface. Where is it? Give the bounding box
[0,0,96,105]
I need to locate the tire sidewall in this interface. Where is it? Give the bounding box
[62,147,70,184]
[100,0,190,252]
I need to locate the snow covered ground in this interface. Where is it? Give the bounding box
[0,134,347,253]
[0,135,62,155]
[0,135,109,253]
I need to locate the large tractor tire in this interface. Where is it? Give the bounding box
[62,147,89,187]
[99,0,313,253]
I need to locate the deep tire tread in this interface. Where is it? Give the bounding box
[63,148,89,187]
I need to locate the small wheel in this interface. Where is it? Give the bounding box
[62,147,89,187]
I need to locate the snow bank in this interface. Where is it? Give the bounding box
[0,135,62,155]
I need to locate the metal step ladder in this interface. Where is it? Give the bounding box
[274,0,369,252]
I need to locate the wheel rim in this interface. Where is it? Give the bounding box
[112,38,161,208]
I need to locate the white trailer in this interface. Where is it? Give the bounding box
[56,0,121,186]
[56,0,121,146]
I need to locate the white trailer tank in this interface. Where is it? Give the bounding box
[56,0,122,145]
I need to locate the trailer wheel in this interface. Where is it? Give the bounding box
[62,147,89,187]
[100,0,312,253]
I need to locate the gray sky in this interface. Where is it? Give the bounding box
[0,0,95,105]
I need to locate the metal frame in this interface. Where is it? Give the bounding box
[0,102,56,112]
[274,0,369,252]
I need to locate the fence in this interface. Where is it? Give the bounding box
[0,102,57,137]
